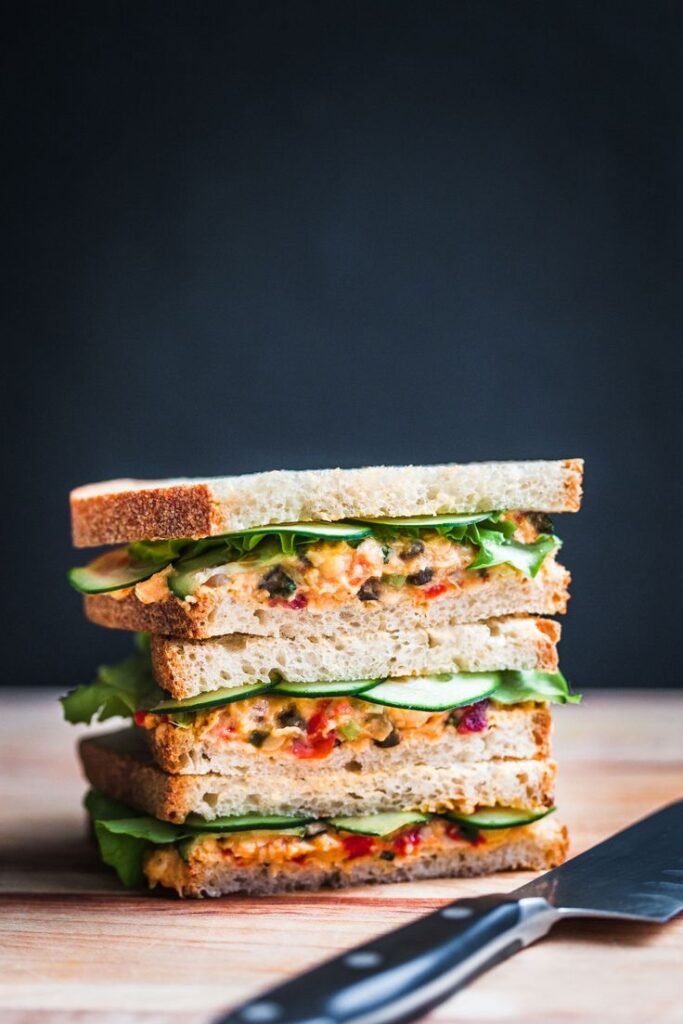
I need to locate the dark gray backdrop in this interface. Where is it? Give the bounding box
[3,1,681,690]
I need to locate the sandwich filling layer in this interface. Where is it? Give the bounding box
[85,789,567,897]
[137,697,543,761]
[144,817,544,895]
[71,512,560,615]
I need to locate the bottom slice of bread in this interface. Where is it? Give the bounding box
[143,816,568,897]
[79,729,556,821]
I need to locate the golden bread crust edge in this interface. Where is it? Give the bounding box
[79,730,557,823]
[70,459,584,547]
[71,482,221,547]
[149,616,561,698]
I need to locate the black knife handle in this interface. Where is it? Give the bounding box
[215,894,556,1024]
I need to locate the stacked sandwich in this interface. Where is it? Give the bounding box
[63,459,583,897]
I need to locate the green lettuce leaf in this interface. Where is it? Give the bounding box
[492,670,582,705]
[86,789,190,888]
[371,514,554,578]
[467,529,560,578]
[60,636,163,724]
[84,789,137,822]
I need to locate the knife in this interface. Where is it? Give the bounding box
[215,800,683,1024]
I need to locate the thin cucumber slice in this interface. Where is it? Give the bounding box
[169,543,286,599]
[149,680,276,714]
[445,806,555,830]
[360,672,500,712]
[328,811,431,836]
[68,555,169,594]
[168,548,235,599]
[184,812,314,833]
[273,678,380,698]
[227,522,372,541]
[355,513,493,528]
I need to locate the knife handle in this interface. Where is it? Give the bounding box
[216,894,557,1024]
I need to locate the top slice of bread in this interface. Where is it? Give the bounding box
[71,459,583,546]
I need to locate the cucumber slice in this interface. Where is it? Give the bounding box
[168,548,235,599]
[445,806,555,830]
[148,680,276,714]
[360,672,500,712]
[273,678,380,698]
[355,513,493,529]
[184,812,314,832]
[328,811,431,836]
[68,555,169,594]
[228,522,372,541]
[169,542,286,599]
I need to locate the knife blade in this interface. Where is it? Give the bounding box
[215,800,683,1024]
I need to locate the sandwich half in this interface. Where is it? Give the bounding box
[68,460,582,640]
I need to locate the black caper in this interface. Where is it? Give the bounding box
[248,730,269,747]
[374,728,401,748]
[358,577,382,601]
[406,567,433,586]
[399,540,425,562]
[275,705,307,731]
[258,565,297,598]
[379,850,395,861]
[524,512,554,534]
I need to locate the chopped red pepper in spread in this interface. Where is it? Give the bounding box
[269,593,308,610]
[342,834,376,859]
[456,700,489,734]
[291,734,337,758]
[392,827,423,856]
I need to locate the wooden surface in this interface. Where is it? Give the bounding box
[0,689,681,1023]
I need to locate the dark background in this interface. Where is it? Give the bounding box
[3,1,681,690]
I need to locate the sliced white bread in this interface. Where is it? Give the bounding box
[151,615,560,699]
[143,816,568,897]
[85,559,570,640]
[71,459,583,546]
[146,704,551,775]
[79,729,556,822]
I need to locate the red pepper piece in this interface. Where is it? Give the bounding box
[456,700,489,734]
[291,733,337,759]
[342,834,375,859]
[392,826,423,856]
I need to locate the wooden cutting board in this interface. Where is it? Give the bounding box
[0,689,681,1023]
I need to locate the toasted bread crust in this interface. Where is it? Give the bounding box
[83,561,570,640]
[151,615,560,699]
[70,459,584,546]
[71,481,222,548]
[79,729,557,823]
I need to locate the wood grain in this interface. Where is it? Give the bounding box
[0,689,681,1023]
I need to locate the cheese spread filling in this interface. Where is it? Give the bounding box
[144,817,524,894]
[110,513,547,610]
[137,696,516,758]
